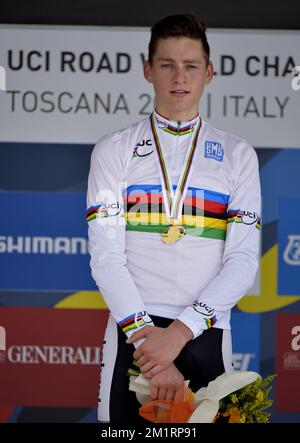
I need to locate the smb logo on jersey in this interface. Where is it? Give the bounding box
[278,198,300,295]
[0,192,97,291]
[204,140,224,162]
[231,312,260,372]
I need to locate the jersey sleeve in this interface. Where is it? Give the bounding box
[87,134,154,346]
[177,142,261,338]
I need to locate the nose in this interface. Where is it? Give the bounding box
[173,65,187,84]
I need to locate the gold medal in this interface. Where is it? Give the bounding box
[161,225,186,244]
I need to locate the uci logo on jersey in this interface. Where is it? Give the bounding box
[132,139,153,158]
[192,302,215,317]
[204,141,224,162]
[98,201,121,217]
[240,210,259,225]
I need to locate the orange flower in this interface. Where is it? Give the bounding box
[214,406,242,423]
[227,407,241,423]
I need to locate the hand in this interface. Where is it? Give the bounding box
[126,320,193,378]
[149,363,184,401]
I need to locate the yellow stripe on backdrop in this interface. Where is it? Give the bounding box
[54,291,107,309]
[237,245,300,313]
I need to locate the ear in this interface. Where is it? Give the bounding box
[205,60,214,86]
[144,60,153,83]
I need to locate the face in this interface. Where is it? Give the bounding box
[144,37,213,121]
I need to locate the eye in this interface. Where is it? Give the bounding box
[186,64,198,70]
[161,64,173,69]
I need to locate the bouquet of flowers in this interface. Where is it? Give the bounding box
[214,374,275,423]
[128,366,275,423]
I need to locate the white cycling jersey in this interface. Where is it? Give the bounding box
[86,110,261,342]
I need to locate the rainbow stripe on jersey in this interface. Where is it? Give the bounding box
[123,184,229,241]
[118,312,146,334]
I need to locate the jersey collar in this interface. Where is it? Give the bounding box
[154,109,200,136]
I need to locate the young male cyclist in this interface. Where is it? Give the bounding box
[86,14,261,422]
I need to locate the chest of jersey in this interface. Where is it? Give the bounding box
[123,121,234,242]
[127,122,233,193]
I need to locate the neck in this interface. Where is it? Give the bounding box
[155,108,199,123]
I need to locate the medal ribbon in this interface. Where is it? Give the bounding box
[150,112,201,223]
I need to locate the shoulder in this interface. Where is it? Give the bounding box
[203,120,250,149]
[202,120,257,162]
[92,118,148,159]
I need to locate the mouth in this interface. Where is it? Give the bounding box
[170,90,190,97]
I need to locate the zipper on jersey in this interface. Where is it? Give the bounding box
[171,120,181,170]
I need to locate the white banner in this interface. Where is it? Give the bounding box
[0,25,299,147]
